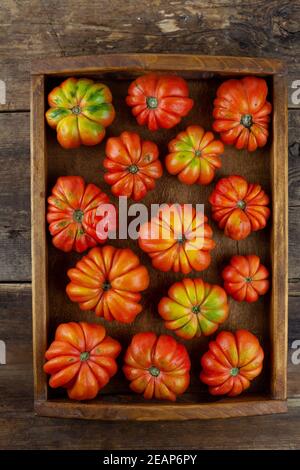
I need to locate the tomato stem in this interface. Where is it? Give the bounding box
[194,150,201,157]
[102,281,111,291]
[149,366,160,377]
[73,209,84,223]
[192,305,201,314]
[236,200,246,210]
[146,96,158,109]
[80,351,90,361]
[72,105,81,115]
[230,367,239,376]
[240,114,253,128]
[128,164,139,174]
[245,277,252,283]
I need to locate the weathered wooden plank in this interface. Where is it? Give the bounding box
[0,287,300,448]
[0,113,30,281]
[0,0,299,110]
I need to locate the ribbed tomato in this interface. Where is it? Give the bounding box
[44,322,121,400]
[138,204,215,273]
[126,73,194,131]
[103,131,163,201]
[209,175,270,240]
[66,245,150,323]
[158,278,229,339]
[212,76,272,152]
[200,329,264,397]
[46,77,115,149]
[222,255,270,302]
[166,126,224,185]
[47,176,115,253]
[123,332,191,401]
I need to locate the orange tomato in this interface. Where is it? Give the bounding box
[44,322,121,400]
[66,245,150,323]
[139,204,215,273]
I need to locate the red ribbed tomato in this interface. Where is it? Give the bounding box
[126,73,194,131]
[212,76,272,152]
[103,131,163,201]
[47,176,115,253]
[209,175,270,240]
[222,255,270,302]
[200,329,264,397]
[123,332,191,401]
[44,322,121,401]
[66,245,150,323]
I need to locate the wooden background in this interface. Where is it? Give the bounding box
[0,0,299,449]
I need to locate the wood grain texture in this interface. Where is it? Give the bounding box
[31,74,48,402]
[270,74,288,399]
[0,0,299,110]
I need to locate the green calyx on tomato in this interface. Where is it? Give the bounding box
[73,209,84,223]
[102,281,111,291]
[240,114,253,129]
[230,367,239,377]
[192,305,201,314]
[149,366,160,377]
[128,164,139,174]
[194,149,202,157]
[80,351,90,362]
[245,277,253,283]
[236,200,246,210]
[72,105,81,115]
[146,96,158,109]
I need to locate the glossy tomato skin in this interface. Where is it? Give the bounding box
[209,175,270,240]
[123,332,191,401]
[47,176,114,253]
[104,131,163,201]
[200,329,264,397]
[126,74,194,131]
[139,204,215,274]
[44,322,121,400]
[66,245,150,323]
[212,76,272,152]
[222,254,270,302]
[46,77,115,149]
[158,278,229,340]
[166,126,224,185]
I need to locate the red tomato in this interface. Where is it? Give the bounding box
[209,175,270,240]
[139,204,215,274]
[47,176,115,253]
[44,322,121,400]
[200,329,264,397]
[104,131,163,201]
[126,73,194,131]
[222,255,270,302]
[212,76,272,152]
[66,245,150,323]
[123,332,191,401]
[166,126,224,185]
[158,278,229,339]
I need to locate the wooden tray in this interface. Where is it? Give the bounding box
[31,54,288,420]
